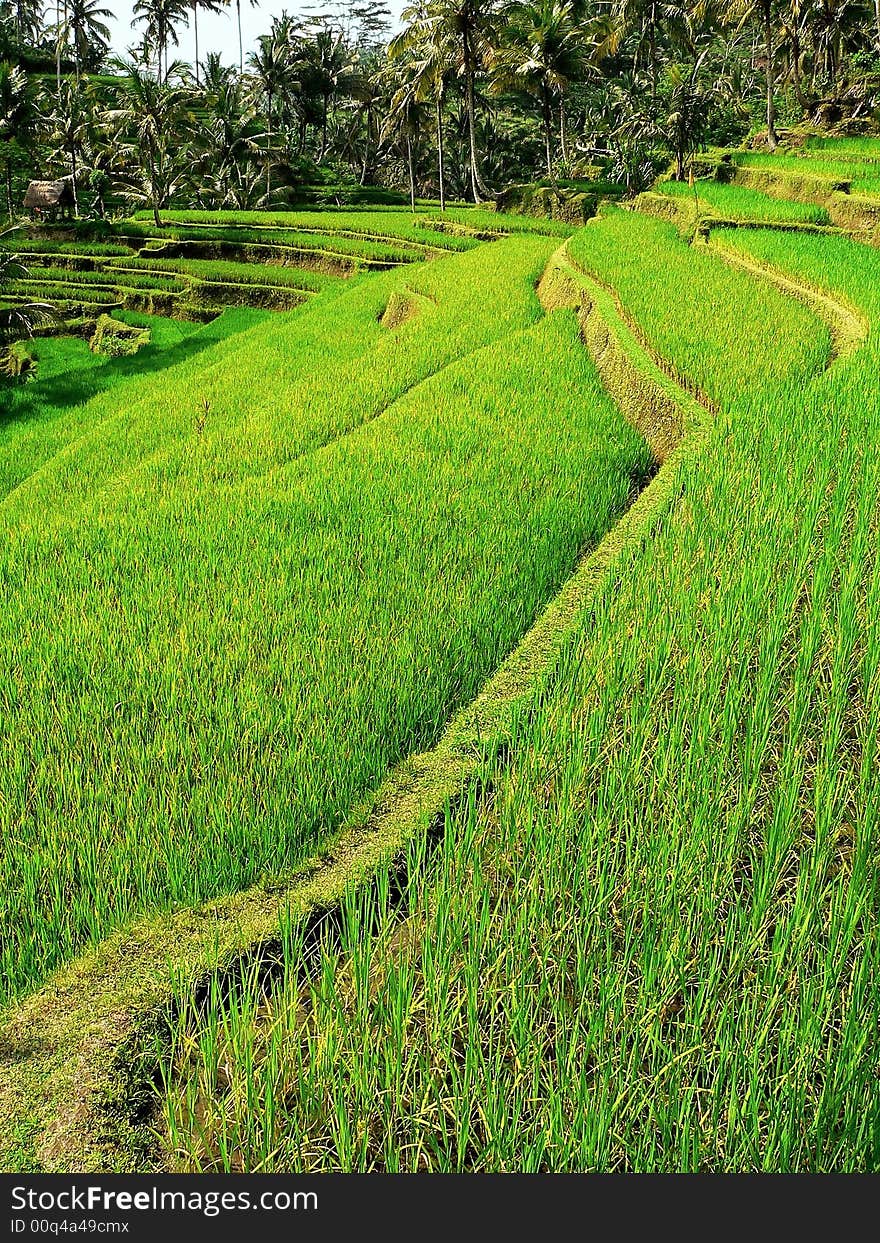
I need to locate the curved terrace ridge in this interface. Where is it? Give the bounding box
[0,216,866,1175]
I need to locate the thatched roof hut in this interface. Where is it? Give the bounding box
[23,180,75,213]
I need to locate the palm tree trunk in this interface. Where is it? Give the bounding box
[149,140,161,226]
[463,30,487,203]
[789,29,809,112]
[237,0,244,72]
[266,92,272,198]
[5,158,13,220]
[56,1,61,101]
[436,88,445,212]
[764,0,778,150]
[407,133,415,210]
[193,2,200,87]
[559,98,567,165]
[542,96,552,179]
[69,140,78,214]
[360,104,370,186]
[320,94,328,160]
[875,0,880,54]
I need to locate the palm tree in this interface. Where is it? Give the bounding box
[133,0,189,83]
[390,1,455,208]
[190,0,228,87]
[63,0,113,77]
[247,31,298,197]
[109,60,193,224]
[298,25,354,160]
[491,0,591,178]
[42,78,92,211]
[662,46,718,178]
[235,0,260,73]
[6,0,44,48]
[348,66,385,186]
[200,48,236,94]
[0,60,36,218]
[393,0,497,203]
[727,0,781,148]
[614,0,689,101]
[382,64,429,207]
[196,68,262,203]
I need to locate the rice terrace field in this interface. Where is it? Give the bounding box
[2,48,880,1183]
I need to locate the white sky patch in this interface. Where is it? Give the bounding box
[98,1,404,67]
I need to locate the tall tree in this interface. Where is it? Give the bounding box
[394,0,497,203]
[42,77,92,210]
[728,0,780,148]
[0,61,36,217]
[2,0,44,48]
[247,30,298,197]
[133,0,189,83]
[234,0,259,72]
[491,0,591,178]
[63,0,112,77]
[190,0,227,87]
[108,60,193,223]
[390,1,455,208]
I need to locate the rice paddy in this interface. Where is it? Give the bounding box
[731,150,880,198]
[0,223,655,1005]
[157,206,880,1175]
[2,135,878,1175]
[656,178,832,224]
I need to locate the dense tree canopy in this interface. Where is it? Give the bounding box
[1,0,878,216]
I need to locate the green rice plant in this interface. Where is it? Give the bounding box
[10,265,187,293]
[0,309,268,506]
[567,208,829,402]
[119,220,455,265]
[0,235,650,1002]
[131,207,571,246]
[158,212,879,1175]
[110,256,339,294]
[732,150,880,196]
[7,239,134,258]
[802,135,880,163]
[657,178,831,224]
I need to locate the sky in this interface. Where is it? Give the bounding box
[104,1,405,68]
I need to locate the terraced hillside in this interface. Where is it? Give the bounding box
[157,157,878,1172]
[714,138,880,238]
[3,208,539,319]
[1,144,878,1174]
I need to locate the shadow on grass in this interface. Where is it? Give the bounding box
[0,308,271,429]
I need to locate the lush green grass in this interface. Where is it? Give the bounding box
[131,207,572,245]
[12,265,186,293]
[120,219,463,264]
[657,178,831,224]
[159,215,879,1173]
[732,150,880,197]
[802,136,880,163]
[0,310,268,502]
[4,240,340,315]
[568,209,829,401]
[16,239,135,257]
[0,235,650,1002]
[109,255,339,294]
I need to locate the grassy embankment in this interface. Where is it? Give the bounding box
[158,210,878,1173]
[0,231,654,1007]
[655,178,832,225]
